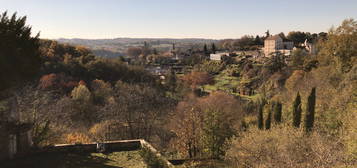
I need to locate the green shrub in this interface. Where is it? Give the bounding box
[139,146,169,168]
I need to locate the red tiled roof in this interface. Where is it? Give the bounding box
[265,35,282,41]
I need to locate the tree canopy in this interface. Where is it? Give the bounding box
[0,12,41,91]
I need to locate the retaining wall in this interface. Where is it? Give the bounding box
[41,139,174,167]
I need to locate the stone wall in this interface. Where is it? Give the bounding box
[45,139,142,153]
[4,139,175,167]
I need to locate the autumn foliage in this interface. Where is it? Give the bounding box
[170,92,242,159]
[39,73,78,92]
[181,71,213,89]
[64,132,91,144]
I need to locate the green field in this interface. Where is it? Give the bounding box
[202,72,240,96]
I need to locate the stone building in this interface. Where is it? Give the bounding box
[264,35,294,56]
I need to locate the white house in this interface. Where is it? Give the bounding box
[210,52,229,61]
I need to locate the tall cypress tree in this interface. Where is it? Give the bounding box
[292,92,302,128]
[203,44,208,55]
[274,102,282,123]
[211,43,216,54]
[166,69,177,92]
[258,104,264,130]
[304,88,316,132]
[265,108,272,130]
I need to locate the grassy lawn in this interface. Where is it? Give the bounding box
[203,73,240,96]
[201,72,263,102]
[1,151,147,168]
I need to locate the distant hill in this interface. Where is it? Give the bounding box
[57,38,218,58]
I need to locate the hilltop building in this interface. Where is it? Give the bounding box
[264,35,294,56]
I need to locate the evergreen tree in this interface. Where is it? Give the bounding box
[274,101,282,123]
[258,104,264,130]
[265,108,272,130]
[202,109,234,159]
[254,35,263,45]
[268,51,286,72]
[304,88,316,132]
[278,32,287,40]
[203,44,208,55]
[211,43,216,54]
[265,30,270,38]
[166,69,177,92]
[292,92,302,128]
[0,12,41,91]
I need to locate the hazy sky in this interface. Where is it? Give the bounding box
[1,0,356,39]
